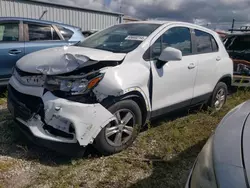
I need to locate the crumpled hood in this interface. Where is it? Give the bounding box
[16,46,126,75]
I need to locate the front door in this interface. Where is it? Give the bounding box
[150,27,197,117]
[0,21,25,81]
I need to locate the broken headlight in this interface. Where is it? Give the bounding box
[46,74,104,95]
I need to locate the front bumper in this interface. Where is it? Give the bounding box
[15,120,85,156]
[8,76,115,147]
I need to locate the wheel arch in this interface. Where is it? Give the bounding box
[217,74,232,90]
[101,91,150,126]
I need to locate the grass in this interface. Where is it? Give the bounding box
[0,89,7,106]
[1,89,250,188]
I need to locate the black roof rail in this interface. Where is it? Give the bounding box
[228,29,250,32]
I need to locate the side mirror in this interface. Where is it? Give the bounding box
[156,47,183,69]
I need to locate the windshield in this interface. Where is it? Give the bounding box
[225,35,250,51]
[77,23,160,53]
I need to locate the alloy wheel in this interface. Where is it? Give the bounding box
[214,88,226,110]
[105,109,136,147]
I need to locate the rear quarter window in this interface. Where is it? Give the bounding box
[57,26,74,40]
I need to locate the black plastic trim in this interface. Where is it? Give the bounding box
[151,93,212,118]
[151,99,192,118]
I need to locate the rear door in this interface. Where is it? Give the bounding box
[24,22,68,55]
[0,20,25,80]
[192,29,220,100]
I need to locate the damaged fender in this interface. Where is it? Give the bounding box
[93,62,152,111]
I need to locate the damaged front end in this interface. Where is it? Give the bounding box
[8,47,126,151]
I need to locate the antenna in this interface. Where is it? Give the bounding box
[231,19,235,33]
[39,10,48,20]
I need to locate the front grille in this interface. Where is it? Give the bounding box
[8,85,44,120]
[14,68,46,87]
[15,67,41,77]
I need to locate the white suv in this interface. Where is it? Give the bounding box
[8,21,233,155]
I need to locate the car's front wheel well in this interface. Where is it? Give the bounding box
[101,91,149,126]
[130,96,148,126]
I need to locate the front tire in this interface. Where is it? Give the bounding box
[94,100,142,155]
[208,82,228,111]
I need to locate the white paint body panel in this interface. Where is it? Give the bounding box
[151,55,198,110]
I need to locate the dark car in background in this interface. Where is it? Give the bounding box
[0,17,85,85]
[224,31,250,87]
[82,29,98,37]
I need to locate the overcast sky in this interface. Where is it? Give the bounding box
[38,0,250,30]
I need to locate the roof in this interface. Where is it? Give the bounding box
[122,20,214,30]
[118,21,218,37]
[29,0,123,16]
[123,16,141,21]
[0,17,80,29]
[227,32,250,36]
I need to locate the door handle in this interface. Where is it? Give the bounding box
[216,56,221,61]
[9,49,22,55]
[188,63,196,69]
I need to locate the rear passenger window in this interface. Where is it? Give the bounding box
[57,26,74,40]
[27,23,60,41]
[195,30,218,53]
[0,22,19,42]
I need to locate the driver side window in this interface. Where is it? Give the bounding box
[150,27,192,60]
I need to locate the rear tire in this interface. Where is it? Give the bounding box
[94,100,142,155]
[208,82,228,111]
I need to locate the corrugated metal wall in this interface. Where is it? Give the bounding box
[0,0,122,30]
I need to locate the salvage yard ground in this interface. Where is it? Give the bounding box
[0,88,249,188]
